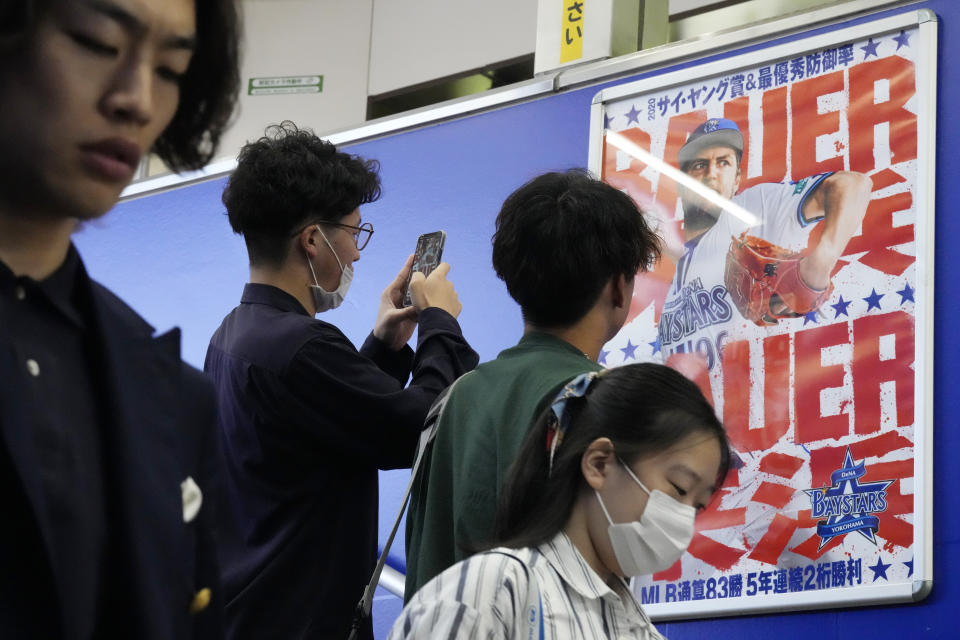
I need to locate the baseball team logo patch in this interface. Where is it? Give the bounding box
[703,118,721,132]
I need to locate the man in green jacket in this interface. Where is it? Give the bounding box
[404,170,662,599]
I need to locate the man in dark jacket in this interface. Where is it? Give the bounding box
[0,0,240,637]
[206,121,478,640]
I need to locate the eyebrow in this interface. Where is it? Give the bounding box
[695,152,736,163]
[670,465,709,491]
[84,0,197,50]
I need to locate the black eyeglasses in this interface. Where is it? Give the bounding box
[297,221,375,250]
[327,222,374,250]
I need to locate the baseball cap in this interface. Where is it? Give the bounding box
[677,118,744,166]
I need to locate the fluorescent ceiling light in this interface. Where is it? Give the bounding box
[604,129,759,226]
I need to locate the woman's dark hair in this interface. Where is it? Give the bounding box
[223,121,381,266]
[491,169,661,328]
[1,0,241,172]
[493,362,730,550]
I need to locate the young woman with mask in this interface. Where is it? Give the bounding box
[392,362,731,639]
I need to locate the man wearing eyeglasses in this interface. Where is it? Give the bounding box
[204,122,478,640]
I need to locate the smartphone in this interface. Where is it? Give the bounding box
[403,230,447,307]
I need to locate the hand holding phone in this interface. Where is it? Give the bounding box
[403,231,446,307]
[408,263,462,318]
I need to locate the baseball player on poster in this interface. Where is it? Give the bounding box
[660,117,873,382]
[653,116,874,562]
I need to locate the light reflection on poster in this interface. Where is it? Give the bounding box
[589,12,935,616]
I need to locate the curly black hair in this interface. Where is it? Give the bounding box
[0,0,240,172]
[223,121,382,267]
[491,170,661,328]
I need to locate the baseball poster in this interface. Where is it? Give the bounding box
[588,11,937,617]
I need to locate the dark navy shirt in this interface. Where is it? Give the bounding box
[0,247,106,640]
[204,283,478,640]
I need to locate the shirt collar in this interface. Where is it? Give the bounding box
[240,282,311,316]
[538,531,620,601]
[0,244,88,328]
[516,331,593,360]
[539,531,651,623]
[684,230,708,254]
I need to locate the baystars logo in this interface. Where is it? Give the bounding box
[805,448,893,549]
[702,118,722,133]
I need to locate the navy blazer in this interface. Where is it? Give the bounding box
[0,278,223,638]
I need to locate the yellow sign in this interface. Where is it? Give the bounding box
[560,1,585,63]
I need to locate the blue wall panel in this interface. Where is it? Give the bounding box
[73,2,956,638]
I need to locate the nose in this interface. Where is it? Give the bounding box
[706,160,721,179]
[101,54,153,125]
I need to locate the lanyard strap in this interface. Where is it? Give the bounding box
[347,373,471,640]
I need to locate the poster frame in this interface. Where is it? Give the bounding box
[587,8,937,619]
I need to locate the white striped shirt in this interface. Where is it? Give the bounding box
[390,532,666,639]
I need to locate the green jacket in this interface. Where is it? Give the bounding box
[403,332,601,600]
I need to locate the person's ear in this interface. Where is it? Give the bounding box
[582,437,616,490]
[299,225,320,258]
[610,273,634,310]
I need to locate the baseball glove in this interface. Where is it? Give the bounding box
[724,232,833,326]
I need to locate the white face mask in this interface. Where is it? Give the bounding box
[595,460,696,577]
[306,225,353,312]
